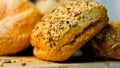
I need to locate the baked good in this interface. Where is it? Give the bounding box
[88,21,120,59]
[31,1,109,61]
[0,0,40,55]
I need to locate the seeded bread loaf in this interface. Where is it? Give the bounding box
[31,1,109,61]
[0,0,40,55]
[89,21,120,59]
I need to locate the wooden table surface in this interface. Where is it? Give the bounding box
[0,56,120,68]
[0,47,119,68]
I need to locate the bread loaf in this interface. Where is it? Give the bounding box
[0,0,41,55]
[89,21,120,59]
[31,1,109,61]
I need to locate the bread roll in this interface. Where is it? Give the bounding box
[0,0,41,55]
[89,21,120,59]
[31,1,109,61]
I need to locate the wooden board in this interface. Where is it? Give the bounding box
[0,56,120,68]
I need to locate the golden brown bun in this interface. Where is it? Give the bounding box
[0,0,41,55]
[89,21,120,59]
[31,1,109,61]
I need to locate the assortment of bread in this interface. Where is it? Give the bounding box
[0,0,41,55]
[0,0,120,62]
[31,1,108,61]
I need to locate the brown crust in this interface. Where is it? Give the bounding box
[89,21,120,59]
[0,0,41,55]
[31,1,108,61]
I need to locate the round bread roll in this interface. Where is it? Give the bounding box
[31,1,109,61]
[89,21,120,59]
[0,0,41,55]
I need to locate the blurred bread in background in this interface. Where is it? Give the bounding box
[35,0,92,17]
[0,0,40,55]
[88,21,120,59]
